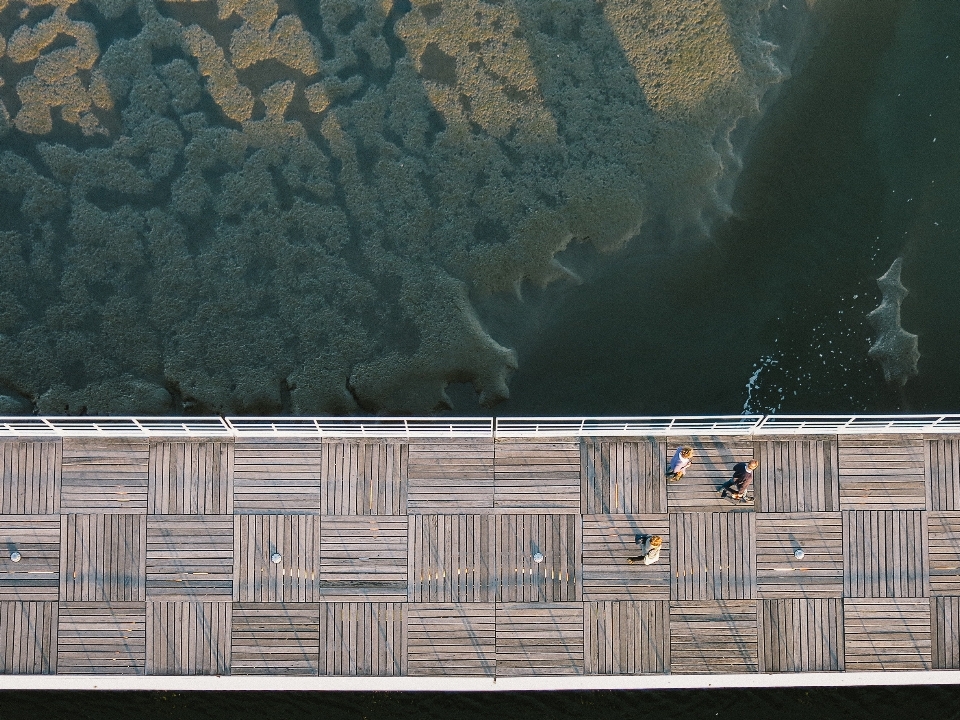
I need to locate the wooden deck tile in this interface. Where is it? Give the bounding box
[320,517,407,601]
[0,441,60,514]
[408,515,495,603]
[148,441,233,515]
[671,512,755,601]
[235,514,320,602]
[928,512,960,595]
[838,436,925,510]
[584,600,669,674]
[581,515,670,600]
[319,602,406,676]
[57,602,145,674]
[496,514,580,603]
[0,601,57,673]
[665,439,755,512]
[230,602,320,675]
[759,598,843,672]
[494,440,580,513]
[843,510,927,598]
[407,441,494,513]
[60,514,145,602]
[843,598,931,670]
[146,601,230,675]
[581,439,665,514]
[61,439,148,512]
[932,596,960,669]
[321,442,406,515]
[0,516,60,600]
[928,438,960,511]
[146,516,233,599]
[233,440,323,514]
[407,603,495,676]
[755,438,839,512]
[669,600,758,674]
[756,513,843,598]
[495,603,584,676]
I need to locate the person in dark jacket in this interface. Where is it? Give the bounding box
[721,459,758,500]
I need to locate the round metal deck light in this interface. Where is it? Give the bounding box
[533,552,544,564]
[9,551,21,563]
[270,552,282,564]
[794,549,805,560]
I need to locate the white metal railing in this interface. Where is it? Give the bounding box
[0,415,959,438]
[0,416,493,438]
[494,416,763,437]
[753,414,960,434]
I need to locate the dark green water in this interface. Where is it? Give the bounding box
[491,0,960,418]
[1,686,960,719]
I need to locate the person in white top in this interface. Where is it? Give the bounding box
[627,535,662,565]
[665,446,693,482]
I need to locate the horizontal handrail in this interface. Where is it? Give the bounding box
[0,415,958,438]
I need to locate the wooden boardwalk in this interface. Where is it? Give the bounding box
[0,433,958,677]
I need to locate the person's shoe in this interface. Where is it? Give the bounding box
[627,558,637,564]
[634,534,645,544]
[719,489,727,498]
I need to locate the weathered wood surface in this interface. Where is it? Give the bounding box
[0,432,953,676]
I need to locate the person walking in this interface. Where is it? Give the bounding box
[665,446,693,482]
[721,459,758,500]
[627,534,662,565]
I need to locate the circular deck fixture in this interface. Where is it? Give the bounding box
[794,549,805,560]
[9,551,21,563]
[270,552,282,564]
[533,552,544,563]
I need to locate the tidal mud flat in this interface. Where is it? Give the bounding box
[0,0,804,416]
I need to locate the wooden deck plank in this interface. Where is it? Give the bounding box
[408,515,495,603]
[671,512,754,601]
[235,514,320,602]
[843,510,927,598]
[584,600,669,674]
[149,441,232,515]
[494,440,580,513]
[61,440,148,512]
[407,442,494,513]
[60,514,145,602]
[234,440,323,514]
[932,596,960,669]
[581,439,664,514]
[927,439,960,511]
[407,603,495,676]
[0,441,61,515]
[665,440,756,512]
[0,601,57,674]
[843,599,931,670]
[756,513,843,598]
[230,602,320,675]
[57,602,145,674]
[669,600,758,673]
[582,515,670,600]
[928,512,960,595]
[495,514,580,603]
[321,442,406,516]
[0,517,60,601]
[838,437,925,510]
[319,517,407,601]
[145,516,234,599]
[146,601,230,675]
[319,602,405,676]
[755,438,838,512]
[495,603,584,676]
[759,598,843,672]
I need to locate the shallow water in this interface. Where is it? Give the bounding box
[493,0,960,418]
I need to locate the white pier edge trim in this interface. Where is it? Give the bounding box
[1,414,960,438]
[0,671,957,692]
